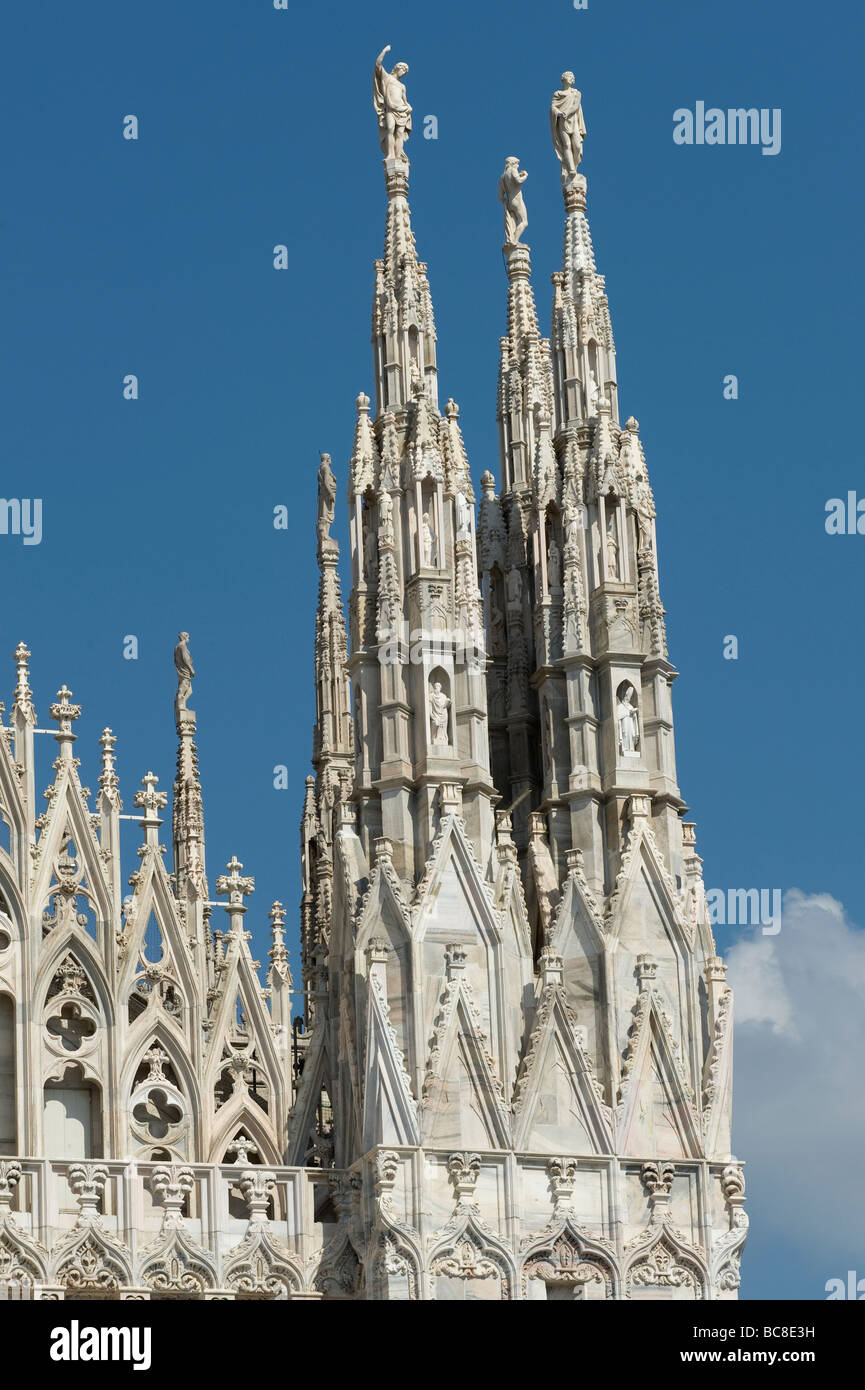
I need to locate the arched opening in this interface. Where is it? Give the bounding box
[43,1064,102,1159]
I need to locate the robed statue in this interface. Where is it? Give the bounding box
[174,632,194,715]
[550,71,587,183]
[317,453,337,545]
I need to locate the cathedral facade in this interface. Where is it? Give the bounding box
[0,61,746,1301]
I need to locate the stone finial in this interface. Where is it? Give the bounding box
[50,685,82,753]
[268,901,291,983]
[149,1165,195,1228]
[721,1163,746,1204]
[13,642,34,720]
[374,837,394,864]
[445,943,467,978]
[540,947,564,988]
[375,1150,400,1197]
[238,1168,276,1223]
[641,1160,675,1203]
[447,1152,481,1203]
[636,953,657,987]
[547,1156,578,1208]
[134,772,167,824]
[67,1162,108,1223]
[0,1160,22,1215]
[226,1135,258,1166]
[480,470,497,500]
[98,728,120,805]
[216,856,255,909]
[706,956,728,984]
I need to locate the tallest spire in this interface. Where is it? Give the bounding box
[371,46,438,414]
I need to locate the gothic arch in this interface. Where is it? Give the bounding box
[208,1099,283,1168]
[428,1206,517,1301]
[223,1225,304,1300]
[138,1228,217,1295]
[623,1218,708,1301]
[33,931,114,1033]
[519,1215,618,1299]
[0,861,26,943]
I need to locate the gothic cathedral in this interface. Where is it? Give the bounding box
[0,60,746,1300]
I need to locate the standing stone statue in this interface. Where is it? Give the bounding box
[455,492,472,541]
[564,502,583,549]
[364,520,377,580]
[498,157,529,249]
[429,681,451,746]
[606,515,620,579]
[547,538,562,590]
[550,71,587,184]
[617,685,640,755]
[373,46,412,161]
[317,453,337,544]
[587,367,599,415]
[422,510,438,566]
[174,632,194,715]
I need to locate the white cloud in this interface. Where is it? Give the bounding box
[725,890,865,1284]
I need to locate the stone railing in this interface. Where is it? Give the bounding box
[0,1157,332,1299]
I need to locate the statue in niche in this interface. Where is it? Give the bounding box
[317,453,337,544]
[373,46,412,161]
[633,470,654,551]
[587,368,599,415]
[364,518,377,580]
[422,510,438,566]
[506,567,522,605]
[429,681,451,746]
[455,492,472,541]
[174,632,194,714]
[490,594,506,655]
[379,490,393,540]
[498,157,529,248]
[550,71,587,183]
[547,538,562,590]
[606,515,620,579]
[564,502,582,549]
[617,685,640,755]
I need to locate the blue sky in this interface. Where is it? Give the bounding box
[3,0,863,1299]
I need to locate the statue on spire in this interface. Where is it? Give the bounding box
[550,71,587,185]
[373,46,412,162]
[498,158,529,249]
[317,453,337,545]
[174,632,195,715]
